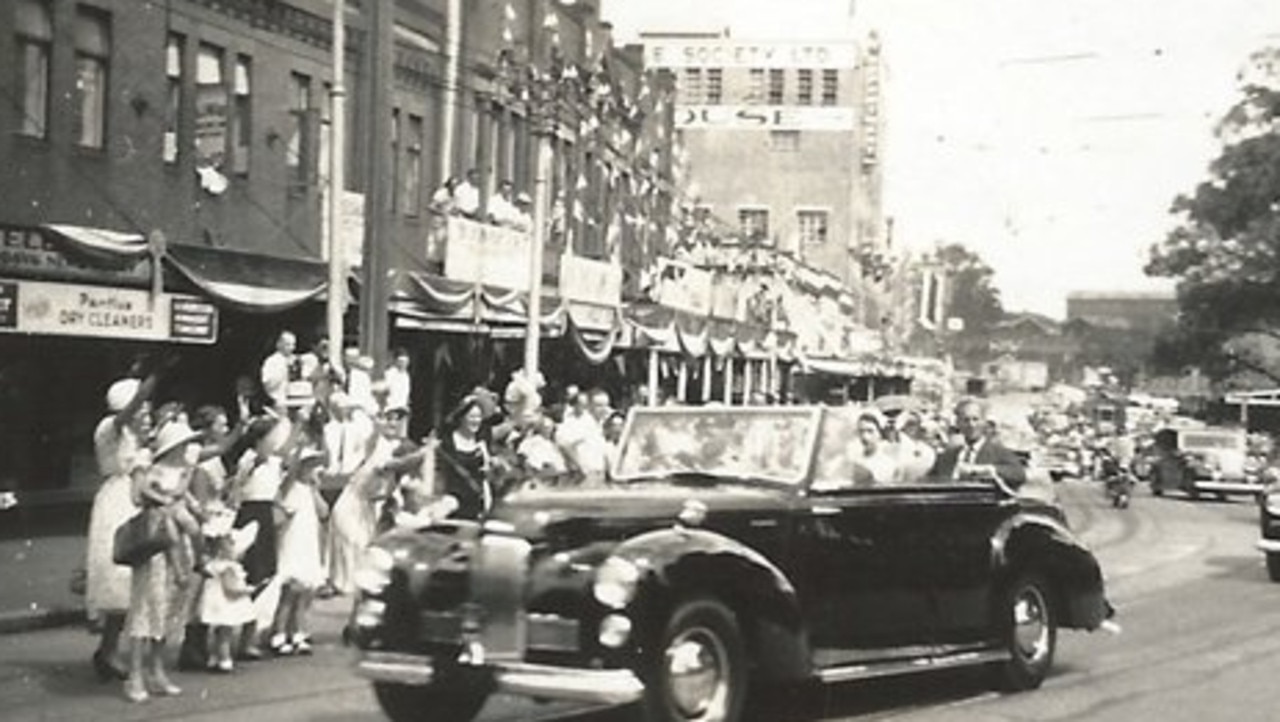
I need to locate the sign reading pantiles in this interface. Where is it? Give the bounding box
[645,40,858,69]
[677,105,856,131]
[0,279,217,344]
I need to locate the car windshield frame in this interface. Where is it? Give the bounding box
[611,406,823,487]
[1179,430,1245,452]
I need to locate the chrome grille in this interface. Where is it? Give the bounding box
[473,534,531,662]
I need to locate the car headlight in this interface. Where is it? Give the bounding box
[593,556,641,610]
[1265,493,1280,517]
[354,546,396,595]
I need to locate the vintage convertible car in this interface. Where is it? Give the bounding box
[350,406,1114,722]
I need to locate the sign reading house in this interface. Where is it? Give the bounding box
[676,105,856,131]
[0,279,217,344]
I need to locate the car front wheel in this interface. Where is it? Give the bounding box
[991,574,1057,692]
[641,597,747,722]
[373,679,488,722]
[1267,553,1280,583]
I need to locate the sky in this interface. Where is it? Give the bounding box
[601,0,1280,318]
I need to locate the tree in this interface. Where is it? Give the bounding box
[917,242,1005,367]
[1145,47,1280,384]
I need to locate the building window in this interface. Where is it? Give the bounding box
[821,69,839,106]
[797,69,813,105]
[73,6,111,149]
[769,130,800,152]
[15,0,52,139]
[768,69,785,105]
[390,108,400,211]
[163,34,183,162]
[738,208,769,243]
[706,68,723,104]
[798,210,829,244]
[194,43,227,167]
[682,68,703,104]
[404,114,423,217]
[231,55,251,175]
[748,68,765,104]
[287,72,311,178]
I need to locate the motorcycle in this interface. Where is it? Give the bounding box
[1097,448,1136,508]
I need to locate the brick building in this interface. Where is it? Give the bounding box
[0,0,680,496]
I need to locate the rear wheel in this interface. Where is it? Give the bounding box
[373,679,489,722]
[990,574,1057,692]
[641,597,748,722]
[1267,554,1280,583]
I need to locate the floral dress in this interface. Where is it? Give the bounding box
[125,463,189,640]
[85,416,144,620]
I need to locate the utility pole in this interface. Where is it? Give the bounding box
[325,0,347,368]
[358,0,393,371]
[523,125,552,379]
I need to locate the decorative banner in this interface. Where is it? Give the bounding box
[0,278,217,344]
[676,105,856,131]
[644,40,858,69]
[443,216,532,291]
[0,224,151,284]
[558,254,621,308]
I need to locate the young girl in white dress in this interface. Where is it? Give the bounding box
[199,511,258,672]
[269,447,328,655]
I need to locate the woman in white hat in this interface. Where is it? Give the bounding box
[85,375,156,683]
[123,417,204,703]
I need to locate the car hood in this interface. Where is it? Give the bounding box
[490,481,790,546]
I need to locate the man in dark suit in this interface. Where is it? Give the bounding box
[930,398,1026,489]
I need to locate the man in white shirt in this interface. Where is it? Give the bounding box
[488,180,520,227]
[452,169,481,218]
[260,331,297,410]
[383,347,411,413]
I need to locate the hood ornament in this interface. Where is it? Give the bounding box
[677,499,708,528]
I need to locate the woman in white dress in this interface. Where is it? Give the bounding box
[851,410,904,486]
[85,376,155,682]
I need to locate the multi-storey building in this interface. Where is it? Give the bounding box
[638,30,888,298]
[0,0,680,497]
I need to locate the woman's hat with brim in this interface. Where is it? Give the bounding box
[105,378,141,413]
[152,419,203,459]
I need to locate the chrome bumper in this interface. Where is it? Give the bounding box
[1255,538,1280,553]
[355,651,645,706]
[1193,480,1262,495]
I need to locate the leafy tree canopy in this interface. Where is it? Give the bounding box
[1145,47,1280,382]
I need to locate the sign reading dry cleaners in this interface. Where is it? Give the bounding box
[0,279,217,344]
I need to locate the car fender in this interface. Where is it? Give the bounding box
[610,526,812,681]
[991,512,1110,630]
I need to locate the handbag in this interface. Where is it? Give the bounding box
[112,507,175,566]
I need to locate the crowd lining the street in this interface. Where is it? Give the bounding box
[80,328,1027,704]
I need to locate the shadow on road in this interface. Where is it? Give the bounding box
[1204,554,1268,584]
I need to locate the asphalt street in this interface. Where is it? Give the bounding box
[2,478,1274,722]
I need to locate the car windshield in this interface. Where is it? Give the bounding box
[612,407,820,487]
[1181,432,1244,451]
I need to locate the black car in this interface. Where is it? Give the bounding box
[351,406,1114,722]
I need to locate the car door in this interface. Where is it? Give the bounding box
[794,485,938,651]
[910,481,1013,644]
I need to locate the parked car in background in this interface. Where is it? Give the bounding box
[1150,426,1259,499]
[350,406,1114,722]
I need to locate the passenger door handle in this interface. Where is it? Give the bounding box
[811,505,841,516]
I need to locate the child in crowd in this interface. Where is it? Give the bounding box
[199,510,257,673]
[269,447,329,655]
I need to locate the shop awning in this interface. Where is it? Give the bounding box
[166,244,328,313]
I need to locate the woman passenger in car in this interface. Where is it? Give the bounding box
[850,410,904,486]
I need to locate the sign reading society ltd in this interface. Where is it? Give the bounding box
[0,279,217,344]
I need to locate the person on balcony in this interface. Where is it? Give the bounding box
[452,169,481,219]
[488,179,521,228]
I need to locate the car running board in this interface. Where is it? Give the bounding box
[815,647,1010,684]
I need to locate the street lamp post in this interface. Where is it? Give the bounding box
[325,0,347,369]
[524,114,553,378]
